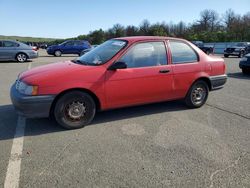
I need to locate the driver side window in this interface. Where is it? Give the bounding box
[118,42,167,68]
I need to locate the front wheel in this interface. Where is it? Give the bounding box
[185,80,209,108]
[238,51,244,58]
[242,68,250,74]
[54,91,96,129]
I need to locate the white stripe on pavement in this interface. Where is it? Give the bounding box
[4,116,26,188]
[28,62,32,70]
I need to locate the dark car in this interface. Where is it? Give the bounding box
[224,42,250,58]
[191,41,214,55]
[239,54,250,74]
[47,40,91,57]
[0,40,38,62]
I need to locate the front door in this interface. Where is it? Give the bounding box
[105,41,174,109]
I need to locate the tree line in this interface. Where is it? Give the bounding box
[50,9,250,45]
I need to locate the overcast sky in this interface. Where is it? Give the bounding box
[0,0,249,38]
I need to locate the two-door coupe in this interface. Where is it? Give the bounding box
[11,36,227,129]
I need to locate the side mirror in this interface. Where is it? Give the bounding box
[108,61,127,71]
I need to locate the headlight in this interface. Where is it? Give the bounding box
[16,80,38,95]
[241,57,248,61]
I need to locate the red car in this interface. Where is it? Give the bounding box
[11,36,227,129]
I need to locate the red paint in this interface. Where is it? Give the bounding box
[19,36,226,110]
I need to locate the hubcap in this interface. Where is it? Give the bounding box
[17,54,26,62]
[191,86,206,105]
[65,101,86,121]
[55,51,61,56]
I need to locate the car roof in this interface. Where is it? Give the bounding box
[115,36,186,43]
[0,39,19,42]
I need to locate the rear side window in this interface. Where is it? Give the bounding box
[119,42,167,68]
[3,41,19,47]
[169,41,198,64]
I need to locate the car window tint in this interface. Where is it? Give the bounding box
[65,42,74,46]
[119,42,167,68]
[74,41,82,46]
[3,41,19,47]
[169,41,198,64]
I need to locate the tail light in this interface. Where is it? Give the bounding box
[32,46,38,51]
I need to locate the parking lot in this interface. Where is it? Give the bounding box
[0,50,249,187]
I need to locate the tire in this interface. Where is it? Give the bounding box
[238,51,244,58]
[54,91,96,129]
[185,80,209,108]
[242,68,250,74]
[224,54,229,58]
[54,50,62,57]
[16,53,27,63]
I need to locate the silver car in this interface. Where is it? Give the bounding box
[0,40,38,62]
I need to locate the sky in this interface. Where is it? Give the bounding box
[0,0,249,39]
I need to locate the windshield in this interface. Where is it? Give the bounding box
[76,39,127,65]
[235,43,246,47]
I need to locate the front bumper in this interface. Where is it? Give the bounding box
[10,84,55,118]
[224,51,240,56]
[209,74,227,90]
[46,48,54,55]
[239,61,250,69]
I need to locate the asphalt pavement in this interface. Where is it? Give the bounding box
[0,50,249,188]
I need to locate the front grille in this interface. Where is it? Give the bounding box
[226,48,235,53]
[15,79,20,90]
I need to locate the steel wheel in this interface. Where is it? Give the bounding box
[185,80,209,108]
[16,53,27,62]
[54,91,96,129]
[64,101,86,122]
[191,85,206,106]
[54,50,62,57]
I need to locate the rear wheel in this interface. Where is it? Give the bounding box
[16,53,27,63]
[185,80,209,108]
[54,50,62,57]
[54,91,96,129]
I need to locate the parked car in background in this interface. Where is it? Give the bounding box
[0,40,38,62]
[239,54,250,74]
[11,36,227,129]
[80,44,99,56]
[224,42,250,58]
[47,40,91,57]
[192,41,214,55]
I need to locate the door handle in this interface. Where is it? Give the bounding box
[159,69,170,73]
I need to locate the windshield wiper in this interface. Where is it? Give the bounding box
[71,59,89,65]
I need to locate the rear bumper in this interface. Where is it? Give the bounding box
[209,74,227,90]
[27,51,38,59]
[10,84,55,118]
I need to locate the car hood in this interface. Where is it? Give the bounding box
[228,46,245,49]
[244,53,250,58]
[19,60,99,85]
[47,44,58,48]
